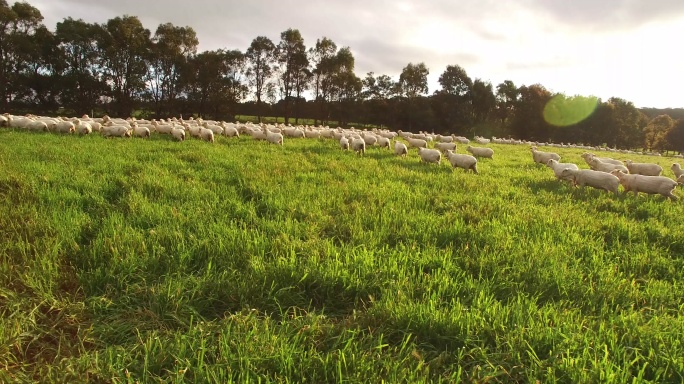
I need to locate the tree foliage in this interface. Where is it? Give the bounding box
[0,0,680,146]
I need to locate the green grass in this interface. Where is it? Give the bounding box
[1,128,684,383]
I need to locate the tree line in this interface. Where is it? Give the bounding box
[2,0,684,151]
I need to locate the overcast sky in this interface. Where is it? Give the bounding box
[30,0,684,108]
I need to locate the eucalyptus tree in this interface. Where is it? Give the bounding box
[184,49,246,120]
[644,114,674,151]
[361,72,396,127]
[55,18,107,115]
[308,37,337,124]
[276,28,308,124]
[96,15,151,117]
[495,80,518,125]
[510,84,552,140]
[328,47,360,126]
[397,62,429,130]
[664,118,684,153]
[245,36,276,122]
[146,22,198,117]
[471,79,496,127]
[431,64,473,134]
[17,24,59,113]
[0,0,46,109]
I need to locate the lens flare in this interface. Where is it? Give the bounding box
[543,95,599,127]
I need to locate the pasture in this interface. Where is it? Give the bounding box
[1,127,683,383]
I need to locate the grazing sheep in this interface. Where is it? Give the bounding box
[624,160,662,176]
[376,136,391,148]
[611,169,678,200]
[581,152,622,166]
[152,120,175,134]
[51,121,76,134]
[546,159,579,181]
[559,168,620,194]
[171,127,185,141]
[445,149,478,174]
[199,127,214,143]
[672,163,684,179]
[362,133,378,146]
[434,142,456,153]
[455,136,470,144]
[587,157,629,173]
[417,147,441,165]
[251,128,268,141]
[340,136,349,150]
[221,123,239,137]
[466,145,494,159]
[27,120,49,132]
[406,137,427,149]
[102,125,130,138]
[531,146,560,164]
[265,128,283,145]
[203,122,224,135]
[677,174,684,185]
[351,137,366,155]
[132,125,150,138]
[394,140,408,157]
[304,129,321,139]
[436,134,454,143]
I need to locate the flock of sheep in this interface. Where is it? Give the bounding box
[2,113,682,201]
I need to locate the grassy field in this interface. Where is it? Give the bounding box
[1,128,683,383]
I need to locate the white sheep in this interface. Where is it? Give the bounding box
[265,128,283,145]
[376,136,391,148]
[417,147,441,165]
[199,127,214,143]
[559,168,619,194]
[445,149,478,174]
[132,125,150,138]
[587,157,629,173]
[672,163,684,179]
[362,133,378,146]
[27,120,49,132]
[546,159,579,181]
[531,146,561,164]
[152,120,174,134]
[581,152,622,166]
[51,121,75,134]
[220,123,239,137]
[74,120,93,135]
[351,137,366,155]
[394,140,408,157]
[623,160,662,176]
[434,142,456,153]
[466,145,494,159]
[340,136,349,150]
[406,137,427,149]
[171,127,185,141]
[102,125,130,138]
[610,169,678,200]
